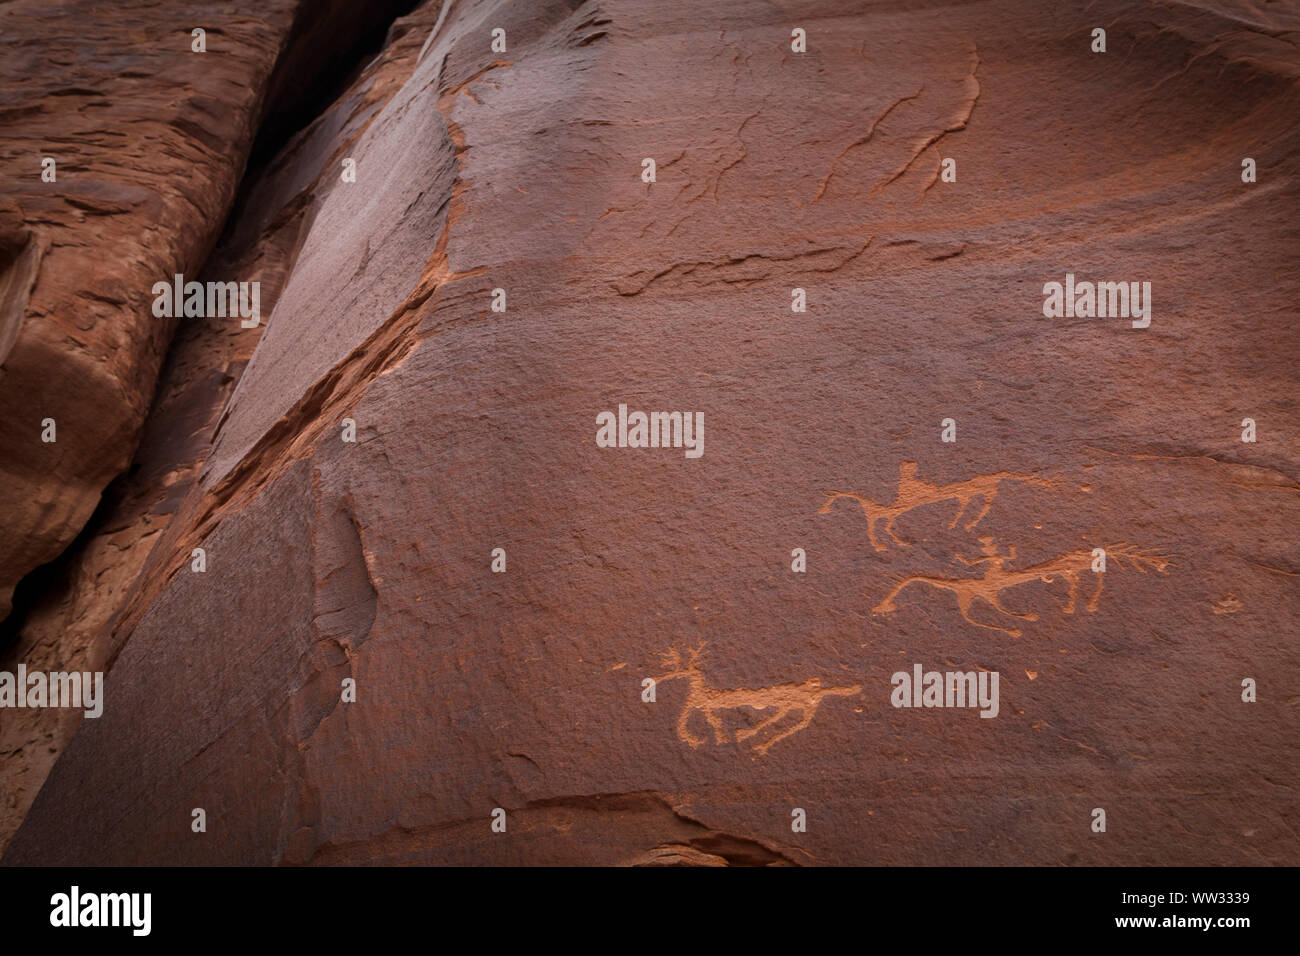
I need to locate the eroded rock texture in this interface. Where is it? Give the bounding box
[0,0,422,850]
[0,0,424,611]
[2,0,1298,864]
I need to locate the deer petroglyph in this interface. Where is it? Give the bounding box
[651,643,860,756]
[873,537,1172,637]
[819,462,1061,551]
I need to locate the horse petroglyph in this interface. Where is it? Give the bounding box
[873,537,1172,637]
[651,644,861,755]
[819,462,1061,551]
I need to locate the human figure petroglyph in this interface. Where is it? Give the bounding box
[873,537,1172,637]
[651,643,860,756]
[819,462,1061,550]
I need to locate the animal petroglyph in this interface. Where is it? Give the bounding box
[651,644,860,756]
[819,462,1060,550]
[873,537,1172,637]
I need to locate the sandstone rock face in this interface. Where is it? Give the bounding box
[0,0,423,849]
[3,0,1298,865]
[0,0,300,622]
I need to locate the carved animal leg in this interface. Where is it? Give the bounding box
[990,590,1038,622]
[735,706,789,744]
[1086,572,1105,612]
[957,592,1021,638]
[883,511,910,548]
[1061,573,1080,614]
[702,704,729,744]
[948,495,970,528]
[963,493,995,531]
[678,707,707,749]
[866,512,886,551]
[874,577,922,614]
[754,705,819,755]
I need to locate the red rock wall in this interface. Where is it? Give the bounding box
[1,0,1297,865]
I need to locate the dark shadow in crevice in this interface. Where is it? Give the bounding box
[249,0,423,174]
